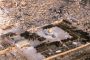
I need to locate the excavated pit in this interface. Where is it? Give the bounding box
[0,20,90,60]
[0,0,90,60]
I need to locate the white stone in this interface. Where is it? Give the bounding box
[36,27,72,43]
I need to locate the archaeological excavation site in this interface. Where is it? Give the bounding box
[0,0,90,60]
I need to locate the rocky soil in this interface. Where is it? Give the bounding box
[0,0,90,60]
[0,0,90,33]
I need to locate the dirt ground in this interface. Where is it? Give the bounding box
[0,0,90,33]
[0,0,90,60]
